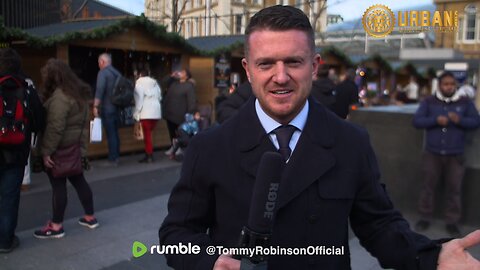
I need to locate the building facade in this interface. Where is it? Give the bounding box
[145,0,327,38]
[0,0,61,29]
[435,0,480,59]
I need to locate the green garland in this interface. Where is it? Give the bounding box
[367,54,393,73]
[0,15,202,55]
[206,40,244,56]
[320,46,354,67]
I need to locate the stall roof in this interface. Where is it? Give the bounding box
[25,19,122,38]
[3,16,200,54]
[187,35,244,54]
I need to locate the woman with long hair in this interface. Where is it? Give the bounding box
[34,59,98,239]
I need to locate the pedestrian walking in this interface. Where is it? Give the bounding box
[34,59,98,239]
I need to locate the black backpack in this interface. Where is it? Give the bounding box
[110,74,134,108]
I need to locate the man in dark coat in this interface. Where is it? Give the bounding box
[215,82,252,124]
[311,64,336,113]
[331,68,359,119]
[159,5,480,270]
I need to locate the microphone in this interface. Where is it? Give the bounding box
[238,152,285,269]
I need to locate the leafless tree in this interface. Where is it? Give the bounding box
[146,0,190,33]
[306,0,345,42]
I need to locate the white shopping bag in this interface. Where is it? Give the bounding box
[90,117,102,143]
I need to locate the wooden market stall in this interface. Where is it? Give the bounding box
[3,16,201,158]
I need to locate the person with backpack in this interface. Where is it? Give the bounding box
[33,58,99,239]
[0,48,45,253]
[93,53,123,166]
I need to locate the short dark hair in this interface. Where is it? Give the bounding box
[438,71,456,84]
[244,5,315,57]
[0,48,21,74]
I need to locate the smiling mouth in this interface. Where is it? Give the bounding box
[270,90,293,95]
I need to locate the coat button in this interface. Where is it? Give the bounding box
[442,128,447,132]
[308,214,318,223]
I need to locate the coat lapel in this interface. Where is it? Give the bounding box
[277,98,336,209]
[236,97,277,179]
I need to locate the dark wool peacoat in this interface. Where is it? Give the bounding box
[160,97,442,270]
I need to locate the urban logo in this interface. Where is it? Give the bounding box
[132,241,148,258]
[363,4,458,37]
[362,4,395,38]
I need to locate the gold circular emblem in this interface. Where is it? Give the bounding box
[362,4,395,38]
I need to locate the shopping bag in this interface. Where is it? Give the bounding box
[133,122,144,140]
[90,117,102,143]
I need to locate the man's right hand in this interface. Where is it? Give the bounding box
[213,255,240,270]
[437,115,449,126]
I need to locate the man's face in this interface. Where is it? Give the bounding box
[439,76,457,97]
[98,58,105,69]
[178,70,188,81]
[242,29,320,124]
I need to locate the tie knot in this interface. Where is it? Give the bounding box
[272,125,297,161]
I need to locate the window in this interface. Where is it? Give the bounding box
[252,0,261,4]
[185,20,191,38]
[295,0,302,8]
[235,14,242,34]
[277,0,285,5]
[465,13,476,40]
[194,18,199,36]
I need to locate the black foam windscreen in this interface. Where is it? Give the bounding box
[247,152,285,234]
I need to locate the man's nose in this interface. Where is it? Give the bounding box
[273,63,290,84]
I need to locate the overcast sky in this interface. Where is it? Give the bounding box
[99,0,434,21]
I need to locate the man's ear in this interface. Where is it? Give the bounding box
[312,54,321,78]
[242,58,251,82]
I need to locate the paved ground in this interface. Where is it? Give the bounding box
[1,152,479,269]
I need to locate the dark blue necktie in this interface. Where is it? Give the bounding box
[273,125,297,161]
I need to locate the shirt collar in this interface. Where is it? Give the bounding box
[255,99,309,134]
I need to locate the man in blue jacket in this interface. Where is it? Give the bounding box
[93,53,121,166]
[413,71,480,237]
